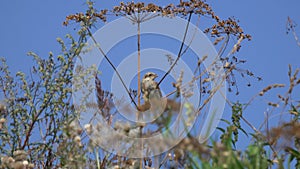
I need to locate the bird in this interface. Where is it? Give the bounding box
[141,72,162,103]
[138,72,179,113]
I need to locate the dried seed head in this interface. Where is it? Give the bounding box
[268,102,279,107]
[259,84,285,96]
[22,160,29,166]
[0,103,6,112]
[213,36,225,45]
[84,124,92,134]
[0,118,6,123]
[28,163,35,169]
[74,135,81,143]
[224,62,230,68]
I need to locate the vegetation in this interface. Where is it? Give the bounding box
[0,1,299,168]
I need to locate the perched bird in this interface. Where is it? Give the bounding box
[141,72,162,103]
[138,72,179,113]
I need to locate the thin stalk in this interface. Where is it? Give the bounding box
[86,28,139,110]
[158,12,193,86]
[137,20,141,107]
[136,12,143,169]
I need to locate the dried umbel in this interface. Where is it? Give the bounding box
[204,17,252,41]
[63,0,251,42]
[64,1,254,97]
[64,9,108,26]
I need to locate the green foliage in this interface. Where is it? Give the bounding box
[0,33,88,168]
[218,102,248,148]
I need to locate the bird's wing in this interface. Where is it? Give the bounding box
[141,79,146,94]
[154,81,162,97]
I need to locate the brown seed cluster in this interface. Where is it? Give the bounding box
[287,64,300,94]
[204,17,252,41]
[113,2,162,15]
[63,9,108,26]
[111,1,216,17]
[63,0,251,43]
[259,84,285,96]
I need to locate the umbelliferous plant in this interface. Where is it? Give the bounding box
[0,1,299,169]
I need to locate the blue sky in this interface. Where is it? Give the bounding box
[1,0,300,150]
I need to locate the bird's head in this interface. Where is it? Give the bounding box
[143,72,158,80]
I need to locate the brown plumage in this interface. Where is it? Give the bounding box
[141,72,162,103]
